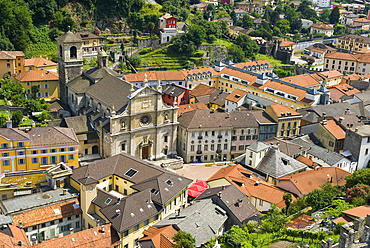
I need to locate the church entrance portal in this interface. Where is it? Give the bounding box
[142,145,149,159]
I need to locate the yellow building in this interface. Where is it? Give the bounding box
[252,0,270,6]
[0,51,25,79]
[75,31,102,60]
[15,70,59,101]
[317,70,343,87]
[70,153,192,248]
[335,34,370,53]
[265,104,302,138]
[0,127,79,174]
[24,56,57,72]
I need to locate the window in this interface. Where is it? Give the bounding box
[41,157,48,165]
[51,156,57,164]
[32,225,37,230]
[124,168,138,178]
[2,160,10,166]
[240,136,245,141]
[259,199,263,206]
[76,221,80,229]
[36,92,42,98]
[329,141,334,147]
[68,154,75,160]
[164,135,168,142]
[212,131,215,136]
[124,230,129,237]
[115,185,119,191]
[192,132,195,137]
[367,137,370,143]
[154,214,159,221]
[2,153,8,157]
[211,144,214,150]
[239,145,244,150]
[191,145,195,151]
[224,144,228,150]
[60,155,66,163]
[51,149,56,153]
[32,158,38,164]
[32,150,38,154]
[17,142,24,147]
[44,84,49,89]
[134,224,139,232]
[27,89,31,94]
[366,148,369,155]
[18,158,25,165]
[144,219,149,226]
[231,146,236,151]
[41,149,47,153]
[121,143,126,151]
[44,92,49,97]
[1,143,8,149]
[204,145,208,151]
[41,223,46,228]
[197,145,201,151]
[68,147,75,151]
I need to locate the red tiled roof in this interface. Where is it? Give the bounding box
[296,155,319,169]
[270,104,301,118]
[354,18,370,23]
[343,73,363,81]
[12,199,81,228]
[279,167,351,195]
[285,214,317,229]
[282,74,321,87]
[342,205,370,219]
[139,225,177,248]
[0,51,25,60]
[322,119,346,139]
[190,84,218,98]
[328,84,359,101]
[15,70,58,82]
[277,39,296,47]
[24,57,57,67]
[311,23,334,30]
[225,89,248,103]
[333,215,353,224]
[178,102,208,117]
[0,225,31,247]
[33,224,120,248]
[318,70,343,79]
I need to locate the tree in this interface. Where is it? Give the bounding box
[347,183,370,203]
[178,8,190,21]
[26,0,58,25]
[206,3,216,19]
[0,38,14,51]
[283,193,293,215]
[306,188,333,211]
[11,110,23,127]
[189,0,200,4]
[214,10,230,20]
[187,24,207,46]
[263,204,288,232]
[230,11,237,23]
[234,34,259,58]
[329,6,340,24]
[270,11,280,25]
[291,19,302,32]
[36,110,51,122]
[242,14,253,29]
[323,199,354,218]
[203,21,222,38]
[172,230,196,248]
[276,20,290,35]
[345,168,370,188]
[31,85,39,98]
[320,8,331,23]
[228,44,245,63]
[284,5,297,23]
[129,56,141,69]
[334,24,346,35]
[0,114,6,128]
[24,99,42,113]
[146,22,155,38]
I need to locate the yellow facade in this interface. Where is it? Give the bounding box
[0,55,25,79]
[188,76,310,111]
[24,64,57,72]
[0,136,79,174]
[252,0,269,5]
[276,119,301,138]
[16,79,59,101]
[75,173,188,248]
[335,36,370,53]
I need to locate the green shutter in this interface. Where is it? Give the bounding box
[50,228,55,238]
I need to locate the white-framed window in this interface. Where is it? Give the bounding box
[27,89,31,94]
[44,92,49,97]
[60,155,66,163]
[37,92,42,97]
[37,84,41,89]
[44,84,49,89]
[2,160,10,166]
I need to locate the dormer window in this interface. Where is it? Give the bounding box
[165,179,173,186]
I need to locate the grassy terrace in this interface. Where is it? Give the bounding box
[256,54,291,67]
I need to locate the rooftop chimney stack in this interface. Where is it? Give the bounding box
[18,220,22,229]
[322,112,326,119]
[70,228,73,235]
[101,225,105,234]
[339,117,345,124]
[355,128,359,132]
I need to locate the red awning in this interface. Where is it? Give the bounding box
[187,180,208,198]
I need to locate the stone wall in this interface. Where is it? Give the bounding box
[136,38,161,50]
[295,64,326,75]
[199,45,228,67]
[0,105,24,113]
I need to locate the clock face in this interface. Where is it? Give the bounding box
[140,115,151,125]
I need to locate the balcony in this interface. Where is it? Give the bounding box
[198,136,203,139]
[216,149,222,153]
[196,150,202,154]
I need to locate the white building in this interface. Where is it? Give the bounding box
[301,19,313,28]
[310,23,334,37]
[343,125,370,170]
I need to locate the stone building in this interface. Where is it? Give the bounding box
[56,31,178,161]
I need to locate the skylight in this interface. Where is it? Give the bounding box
[150,188,159,195]
[124,168,138,178]
[105,198,112,205]
[54,209,61,215]
[165,179,173,186]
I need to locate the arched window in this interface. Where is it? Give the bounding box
[70,46,77,59]
[59,45,63,58]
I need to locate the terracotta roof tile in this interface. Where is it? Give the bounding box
[285,214,317,229]
[354,18,370,23]
[343,73,363,81]
[225,89,248,103]
[322,119,346,139]
[138,225,177,248]
[277,39,296,47]
[207,164,295,208]
[282,74,321,87]
[33,224,120,248]
[296,155,319,169]
[0,224,31,247]
[270,104,301,117]
[333,215,352,224]
[342,205,370,219]
[318,70,343,79]
[190,84,219,98]
[24,57,57,67]
[311,23,334,30]
[15,70,58,82]
[11,199,81,228]
[325,52,358,61]
[178,102,208,117]
[328,84,359,101]
[278,167,351,195]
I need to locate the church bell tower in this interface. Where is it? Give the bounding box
[55,31,83,104]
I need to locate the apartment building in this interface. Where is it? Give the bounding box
[24,56,57,72]
[310,23,334,36]
[0,127,79,173]
[0,51,25,79]
[75,31,102,60]
[265,104,302,138]
[343,125,370,170]
[324,52,370,75]
[15,70,59,101]
[70,153,192,248]
[335,35,370,53]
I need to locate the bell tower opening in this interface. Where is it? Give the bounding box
[70,46,77,59]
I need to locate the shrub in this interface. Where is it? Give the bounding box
[138,47,153,55]
[334,222,345,235]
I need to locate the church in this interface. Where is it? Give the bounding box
[56,31,178,160]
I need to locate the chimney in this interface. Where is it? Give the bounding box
[237,199,243,207]
[69,228,74,235]
[101,225,105,234]
[322,112,326,119]
[222,185,225,190]
[345,108,350,115]
[62,189,68,195]
[322,120,327,126]
[96,219,100,227]
[339,117,345,124]
[176,209,181,216]
[116,209,121,216]
[218,191,222,198]
[18,220,22,229]
[355,128,359,132]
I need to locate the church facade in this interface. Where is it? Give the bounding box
[56,31,178,160]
